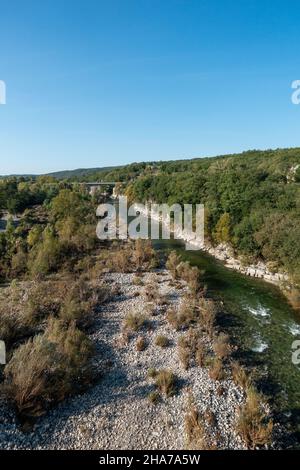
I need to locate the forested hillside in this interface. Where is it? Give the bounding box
[98,148,300,284]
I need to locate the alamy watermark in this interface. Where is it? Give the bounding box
[96,196,204,250]
[0,80,6,105]
[0,340,6,365]
[292,340,300,365]
[291,80,300,104]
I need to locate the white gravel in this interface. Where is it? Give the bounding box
[0,270,247,449]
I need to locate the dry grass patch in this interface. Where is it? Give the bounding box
[231,361,252,390]
[148,390,160,405]
[208,357,225,381]
[4,318,93,418]
[185,397,216,450]
[124,312,147,332]
[155,335,169,348]
[136,336,146,351]
[155,369,177,397]
[213,333,231,360]
[237,387,273,449]
[199,298,216,338]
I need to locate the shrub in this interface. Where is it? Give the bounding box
[148,390,160,404]
[136,336,146,351]
[166,308,180,330]
[133,239,156,270]
[166,302,197,331]
[208,357,224,381]
[185,402,210,450]
[144,283,158,302]
[166,251,181,279]
[109,248,132,273]
[147,368,158,379]
[195,340,206,367]
[237,387,273,449]
[133,275,143,286]
[155,335,169,348]
[155,369,177,397]
[213,333,231,360]
[4,318,93,417]
[124,312,147,332]
[24,281,62,327]
[231,361,252,390]
[199,298,216,338]
[177,262,202,294]
[178,336,192,370]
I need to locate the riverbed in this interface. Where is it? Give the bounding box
[153,236,300,446]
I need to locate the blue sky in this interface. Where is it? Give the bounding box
[0,0,300,174]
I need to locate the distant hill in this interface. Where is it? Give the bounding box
[0,166,119,180]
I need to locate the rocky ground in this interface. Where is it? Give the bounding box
[0,270,247,449]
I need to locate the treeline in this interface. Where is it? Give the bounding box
[0,183,98,281]
[94,148,300,284]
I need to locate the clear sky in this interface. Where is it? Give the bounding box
[1,0,300,174]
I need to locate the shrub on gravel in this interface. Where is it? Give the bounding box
[177,336,192,370]
[208,357,224,381]
[237,387,273,449]
[213,333,231,360]
[231,361,252,390]
[136,336,146,351]
[199,298,216,338]
[185,403,211,450]
[177,262,202,294]
[166,251,182,279]
[148,390,160,405]
[155,369,177,397]
[195,340,206,367]
[124,312,147,332]
[147,368,158,379]
[4,318,93,417]
[144,282,159,302]
[155,335,169,348]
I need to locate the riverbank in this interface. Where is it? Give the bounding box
[0,269,262,450]
[130,203,295,296]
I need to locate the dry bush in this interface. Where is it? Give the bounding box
[144,282,158,302]
[237,387,273,449]
[166,308,180,329]
[208,357,224,381]
[23,281,63,326]
[59,278,111,328]
[148,390,160,404]
[213,333,231,360]
[136,336,146,351]
[166,302,197,331]
[195,340,206,367]
[133,275,143,286]
[124,312,147,332]
[231,361,252,390]
[155,369,177,397]
[199,298,216,338]
[155,335,169,348]
[147,368,158,379]
[178,336,192,370]
[166,251,181,279]
[108,248,132,273]
[185,401,213,450]
[133,239,157,270]
[177,262,202,294]
[4,318,93,417]
[0,311,27,348]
